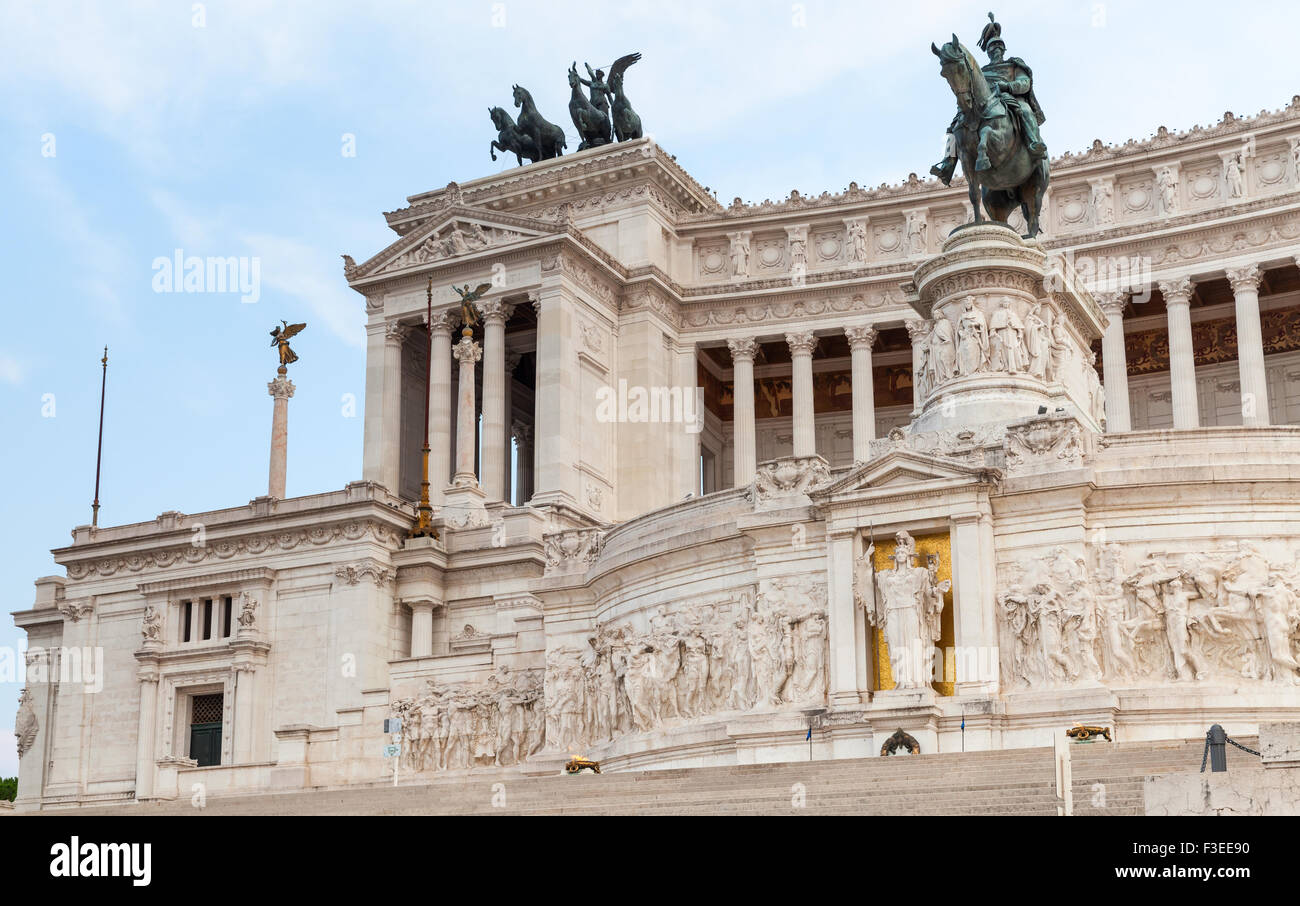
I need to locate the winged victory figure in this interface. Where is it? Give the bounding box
[270,320,307,368]
[453,282,493,332]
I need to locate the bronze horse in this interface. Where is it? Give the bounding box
[512,84,566,161]
[489,106,540,165]
[932,36,1048,237]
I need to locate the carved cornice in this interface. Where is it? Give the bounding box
[63,519,404,580]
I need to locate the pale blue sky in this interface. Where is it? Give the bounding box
[1,0,1295,777]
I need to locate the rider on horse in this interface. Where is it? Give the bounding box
[931,13,1046,185]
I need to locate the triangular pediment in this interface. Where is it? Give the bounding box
[813,448,999,500]
[348,206,560,281]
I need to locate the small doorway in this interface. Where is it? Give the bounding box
[188,693,223,767]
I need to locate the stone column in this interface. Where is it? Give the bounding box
[504,351,522,504]
[451,332,483,487]
[1227,264,1270,426]
[513,423,534,502]
[826,534,861,707]
[380,322,408,491]
[531,287,580,507]
[905,319,930,413]
[1159,277,1199,429]
[409,600,434,658]
[727,337,758,486]
[133,660,160,799]
[479,300,513,502]
[844,325,878,462]
[786,331,818,457]
[428,310,457,504]
[361,322,387,482]
[266,372,294,498]
[1098,292,1132,433]
[951,512,997,695]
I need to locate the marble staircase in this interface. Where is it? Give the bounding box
[60,736,1260,816]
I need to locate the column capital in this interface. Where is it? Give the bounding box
[504,350,524,371]
[1157,276,1195,306]
[428,308,459,336]
[512,421,533,445]
[453,336,483,364]
[1097,291,1129,317]
[267,375,295,401]
[384,321,410,344]
[784,330,818,356]
[480,299,515,324]
[904,318,931,341]
[843,325,878,349]
[726,336,759,362]
[1225,263,1263,294]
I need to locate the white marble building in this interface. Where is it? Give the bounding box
[13,99,1300,808]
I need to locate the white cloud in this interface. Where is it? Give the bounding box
[0,356,23,385]
[239,232,363,346]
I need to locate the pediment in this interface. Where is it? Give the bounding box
[348,206,560,281]
[813,449,998,500]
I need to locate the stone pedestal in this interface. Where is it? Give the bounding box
[904,224,1106,435]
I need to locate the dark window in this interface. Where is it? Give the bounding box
[202,599,213,640]
[188,693,223,767]
[182,600,192,643]
[222,596,233,638]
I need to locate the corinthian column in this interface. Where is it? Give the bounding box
[428,310,457,504]
[727,337,758,486]
[786,331,818,456]
[381,322,408,491]
[451,332,483,487]
[267,372,294,498]
[844,325,878,462]
[1226,264,1269,426]
[1098,292,1132,433]
[1159,277,1199,429]
[479,300,513,501]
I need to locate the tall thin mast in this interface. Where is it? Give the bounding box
[91,346,108,527]
[410,279,438,539]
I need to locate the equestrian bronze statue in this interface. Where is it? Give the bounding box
[930,14,1049,237]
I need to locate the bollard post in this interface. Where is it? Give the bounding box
[1208,724,1228,773]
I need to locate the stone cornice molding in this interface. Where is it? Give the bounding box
[60,518,406,581]
[138,567,277,597]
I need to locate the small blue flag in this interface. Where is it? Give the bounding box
[806,728,812,741]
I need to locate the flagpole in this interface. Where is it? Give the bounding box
[91,346,108,527]
[409,279,438,539]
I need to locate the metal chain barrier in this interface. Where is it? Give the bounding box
[1225,735,1261,757]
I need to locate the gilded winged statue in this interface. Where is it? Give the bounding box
[270,320,307,367]
[453,283,493,331]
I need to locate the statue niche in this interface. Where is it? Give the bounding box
[855,531,953,692]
